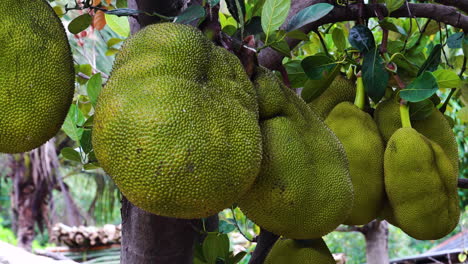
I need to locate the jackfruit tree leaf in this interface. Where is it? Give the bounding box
[61,147,82,163]
[87,151,98,163]
[348,24,375,53]
[417,44,441,76]
[218,220,236,234]
[226,0,246,24]
[68,14,92,34]
[104,13,130,37]
[116,0,128,8]
[80,129,93,154]
[447,32,464,49]
[332,27,346,52]
[270,38,291,57]
[243,17,263,36]
[285,3,333,32]
[194,243,206,263]
[107,38,124,48]
[301,63,340,103]
[174,5,206,24]
[362,47,389,102]
[203,233,230,264]
[62,104,85,142]
[408,99,435,121]
[379,18,406,35]
[229,251,247,264]
[87,73,102,107]
[284,60,308,88]
[400,71,438,102]
[83,163,100,170]
[105,8,142,16]
[385,0,404,14]
[105,48,120,56]
[390,53,419,77]
[301,55,337,80]
[432,69,461,89]
[457,107,468,123]
[286,29,309,40]
[208,0,221,7]
[83,115,94,128]
[261,0,291,36]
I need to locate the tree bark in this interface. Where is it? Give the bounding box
[362,220,389,264]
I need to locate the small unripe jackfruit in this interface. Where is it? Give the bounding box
[264,238,335,264]
[93,23,262,219]
[384,128,459,240]
[325,102,385,225]
[0,0,74,153]
[307,75,356,120]
[238,67,353,239]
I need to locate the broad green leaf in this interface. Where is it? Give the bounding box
[222,25,238,36]
[379,18,406,35]
[80,129,93,154]
[105,48,120,56]
[270,38,291,57]
[432,69,461,89]
[226,0,246,23]
[230,252,247,264]
[385,0,404,14]
[285,3,333,32]
[301,55,337,80]
[83,163,100,170]
[116,0,128,8]
[87,73,102,107]
[68,14,92,34]
[105,8,142,16]
[362,47,389,102]
[348,25,375,53]
[261,0,291,36]
[284,60,308,88]
[390,53,419,77]
[62,105,85,142]
[457,107,468,123]
[83,115,94,128]
[244,17,263,36]
[462,36,468,56]
[194,243,207,263]
[286,30,308,40]
[218,220,236,234]
[447,32,464,49]
[61,147,82,163]
[301,64,340,103]
[400,71,438,102]
[203,233,230,264]
[105,13,130,37]
[174,5,206,24]
[422,20,441,36]
[76,64,93,84]
[107,38,124,48]
[332,27,346,51]
[408,99,435,121]
[461,81,468,105]
[417,44,441,76]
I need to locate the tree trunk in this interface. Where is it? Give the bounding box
[362,220,389,264]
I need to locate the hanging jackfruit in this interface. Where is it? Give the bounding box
[264,238,335,264]
[384,127,460,240]
[0,0,74,153]
[238,67,353,239]
[325,101,385,225]
[307,75,356,120]
[92,23,262,219]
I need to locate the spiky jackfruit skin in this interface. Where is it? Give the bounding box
[325,102,385,225]
[384,128,460,240]
[374,96,459,172]
[238,67,353,239]
[264,238,335,264]
[0,0,74,153]
[92,23,262,219]
[307,75,356,120]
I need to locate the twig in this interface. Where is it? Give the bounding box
[314,30,330,57]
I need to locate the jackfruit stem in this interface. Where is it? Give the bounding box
[399,103,412,128]
[354,76,365,110]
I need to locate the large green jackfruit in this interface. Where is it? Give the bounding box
[92,23,262,219]
[238,67,353,239]
[384,128,460,240]
[0,0,74,153]
[325,102,385,225]
[307,75,356,120]
[264,238,335,264]
[374,95,459,172]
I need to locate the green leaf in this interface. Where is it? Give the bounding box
[68,14,92,34]
[61,147,82,163]
[105,8,142,16]
[83,163,100,170]
[284,60,308,88]
[301,64,340,103]
[332,27,346,52]
[107,38,124,48]
[218,220,236,234]
[83,115,94,128]
[222,25,238,36]
[408,99,435,121]
[226,0,246,24]
[348,25,375,53]
[230,252,247,264]
[362,47,389,102]
[385,0,404,14]
[116,0,128,8]
[432,69,461,89]
[62,105,85,142]
[285,3,333,32]
[286,30,308,41]
[105,48,120,56]
[80,129,93,154]
[175,5,206,24]
[270,38,291,57]
[208,0,221,6]
[379,19,406,35]
[244,17,263,36]
[417,44,441,76]
[301,55,337,80]
[87,73,102,107]
[400,71,438,102]
[261,0,291,36]
[105,13,130,37]
[447,32,463,49]
[389,53,419,77]
[457,107,468,123]
[203,233,230,264]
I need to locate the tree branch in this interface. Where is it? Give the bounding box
[248,229,279,264]
[458,178,468,189]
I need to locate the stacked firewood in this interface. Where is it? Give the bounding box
[51,223,121,248]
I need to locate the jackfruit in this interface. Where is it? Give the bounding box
[374,95,459,172]
[307,75,356,120]
[325,102,384,225]
[0,0,74,153]
[384,127,460,240]
[264,238,335,264]
[238,67,353,239]
[92,23,262,219]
